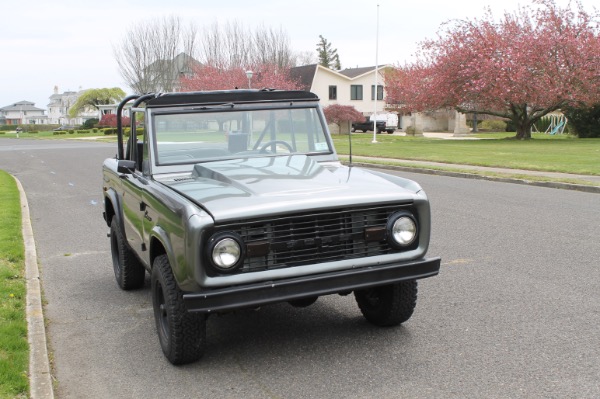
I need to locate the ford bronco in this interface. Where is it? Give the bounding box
[102,90,440,364]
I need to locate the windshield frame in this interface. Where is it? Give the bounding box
[146,101,338,176]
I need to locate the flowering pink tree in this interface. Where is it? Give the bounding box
[98,114,131,128]
[386,0,600,139]
[323,104,365,134]
[180,63,301,91]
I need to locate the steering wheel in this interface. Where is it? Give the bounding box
[258,140,294,154]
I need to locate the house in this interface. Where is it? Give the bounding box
[0,101,47,125]
[137,52,202,93]
[290,64,469,134]
[291,64,388,114]
[47,86,98,125]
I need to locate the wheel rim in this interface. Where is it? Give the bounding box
[154,281,170,343]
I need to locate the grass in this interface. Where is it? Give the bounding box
[333,133,600,176]
[0,130,112,141]
[0,171,28,398]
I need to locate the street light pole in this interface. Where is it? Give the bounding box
[246,70,253,89]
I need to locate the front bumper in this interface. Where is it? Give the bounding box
[183,257,441,313]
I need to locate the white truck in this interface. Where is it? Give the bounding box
[352,112,398,134]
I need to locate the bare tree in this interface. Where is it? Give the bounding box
[252,25,294,68]
[113,15,198,93]
[199,21,295,69]
[114,17,305,94]
[292,51,317,67]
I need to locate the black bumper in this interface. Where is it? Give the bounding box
[183,257,441,313]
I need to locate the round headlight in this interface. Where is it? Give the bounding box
[389,214,417,247]
[208,232,245,272]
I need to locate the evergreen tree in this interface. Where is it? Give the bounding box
[316,35,341,70]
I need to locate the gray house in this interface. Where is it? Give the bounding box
[0,101,47,125]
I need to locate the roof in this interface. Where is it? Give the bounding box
[338,66,378,79]
[289,64,318,91]
[0,101,45,112]
[290,64,393,91]
[143,89,320,108]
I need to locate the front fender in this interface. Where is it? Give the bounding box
[104,188,124,235]
[149,226,182,285]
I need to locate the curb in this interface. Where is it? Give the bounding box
[15,176,54,399]
[346,162,600,194]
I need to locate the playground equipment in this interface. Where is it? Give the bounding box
[544,114,568,135]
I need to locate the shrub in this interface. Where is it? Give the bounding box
[505,120,516,132]
[98,114,130,128]
[82,118,99,129]
[92,128,98,133]
[534,116,552,133]
[564,104,600,138]
[480,120,507,131]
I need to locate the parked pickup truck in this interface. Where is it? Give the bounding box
[102,89,440,364]
[352,113,398,134]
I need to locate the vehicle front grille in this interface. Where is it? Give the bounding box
[211,203,416,273]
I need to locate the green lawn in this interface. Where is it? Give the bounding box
[0,171,28,398]
[0,130,116,141]
[333,133,600,176]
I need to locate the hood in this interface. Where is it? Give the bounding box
[162,155,421,222]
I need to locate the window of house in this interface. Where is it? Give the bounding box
[371,85,384,100]
[329,85,337,100]
[351,85,363,100]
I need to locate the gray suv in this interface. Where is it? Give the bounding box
[102,90,440,364]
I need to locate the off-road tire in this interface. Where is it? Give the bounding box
[288,296,318,308]
[354,280,418,327]
[151,255,206,365]
[110,218,145,290]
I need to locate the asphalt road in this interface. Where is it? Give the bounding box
[1,138,599,398]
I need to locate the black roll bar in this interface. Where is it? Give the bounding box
[116,95,140,160]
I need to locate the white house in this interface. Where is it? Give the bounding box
[291,64,388,114]
[47,86,98,125]
[0,101,47,125]
[290,64,469,134]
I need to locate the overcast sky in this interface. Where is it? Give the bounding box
[1,0,596,111]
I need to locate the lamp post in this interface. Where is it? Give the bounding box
[246,70,253,89]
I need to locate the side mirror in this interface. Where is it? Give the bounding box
[117,159,136,174]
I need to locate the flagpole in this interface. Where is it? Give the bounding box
[372,4,380,144]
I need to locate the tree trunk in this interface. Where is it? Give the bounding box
[513,118,532,140]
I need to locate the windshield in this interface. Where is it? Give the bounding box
[153,107,331,166]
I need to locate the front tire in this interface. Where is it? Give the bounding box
[151,255,206,365]
[110,218,145,290]
[354,281,417,326]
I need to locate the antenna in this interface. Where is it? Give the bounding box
[348,127,353,165]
